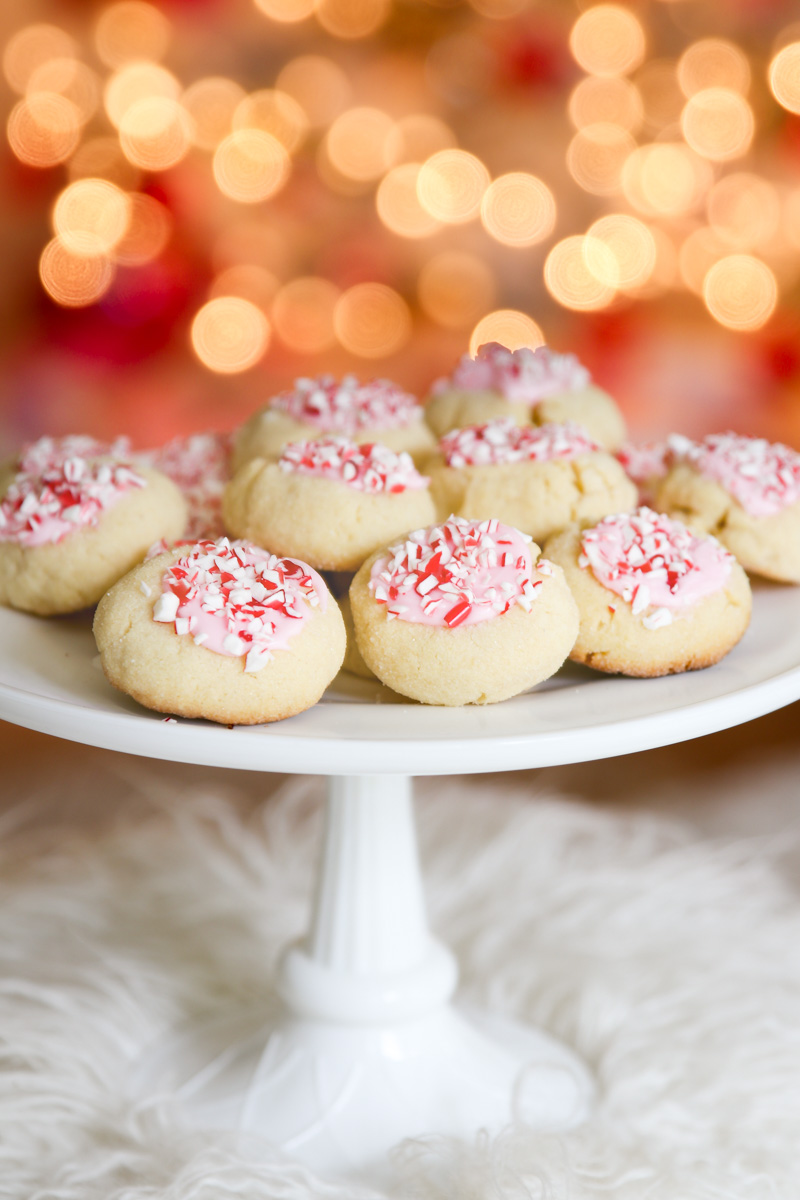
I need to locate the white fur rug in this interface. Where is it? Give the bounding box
[2,767,800,1199]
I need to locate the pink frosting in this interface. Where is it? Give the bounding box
[0,439,146,548]
[615,440,671,486]
[432,342,591,403]
[268,375,422,434]
[440,419,599,468]
[278,437,428,493]
[579,507,733,630]
[368,515,548,628]
[153,538,328,674]
[139,431,232,539]
[671,432,800,517]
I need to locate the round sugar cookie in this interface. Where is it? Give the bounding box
[615,439,671,507]
[94,538,345,725]
[0,440,187,615]
[232,375,436,471]
[655,432,800,584]
[350,515,579,706]
[427,419,637,539]
[223,437,436,572]
[138,431,231,540]
[544,507,751,677]
[424,342,627,450]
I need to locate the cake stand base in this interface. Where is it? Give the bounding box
[143,1003,592,1184]
[135,773,593,1184]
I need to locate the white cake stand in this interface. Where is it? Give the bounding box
[1,584,800,1185]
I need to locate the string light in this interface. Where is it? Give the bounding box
[680,87,754,162]
[703,255,777,331]
[53,179,131,257]
[417,149,490,223]
[570,5,646,77]
[325,107,394,182]
[104,62,180,129]
[769,42,800,115]
[191,297,270,373]
[480,173,556,247]
[377,164,442,238]
[544,236,616,311]
[622,142,712,217]
[586,214,656,289]
[333,283,411,357]
[469,311,543,355]
[213,129,291,203]
[7,93,82,168]
[119,97,192,171]
[418,252,495,329]
[39,239,115,307]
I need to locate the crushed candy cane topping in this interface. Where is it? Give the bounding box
[579,507,733,630]
[139,431,231,539]
[0,437,146,548]
[440,419,598,468]
[279,436,428,493]
[670,431,800,517]
[368,515,546,628]
[432,342,591,403]
[268,375,421,434]
[615,440,671,485]
[17,434,131,474]
[155,537,328,673]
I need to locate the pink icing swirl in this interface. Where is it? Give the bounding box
[432,342,591,403]
[139,431,232,539]
[279,437,428,493]
[369,516,546,628]
[671,431,800,517]
[440,419,599,468]
[153,538,328,674]
[0,440,146,548]
[268,375,421,434]
[579,507,733,630]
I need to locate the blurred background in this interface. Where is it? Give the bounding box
[1,0,800,455]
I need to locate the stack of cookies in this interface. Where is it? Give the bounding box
[1,340,797,725]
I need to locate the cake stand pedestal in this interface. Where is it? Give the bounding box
[1,583,799,1183]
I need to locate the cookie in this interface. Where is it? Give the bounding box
[349,515,579,706]
[223,437,436,572]
[0,438,187,615]
[655,432,800,584]
[615,438,671,506]
[427,419,637,540]
[138,431,232,541]
[232,375,436,471]
[545,507,751,677]
[424,342,627,450]
[94,537,345,724]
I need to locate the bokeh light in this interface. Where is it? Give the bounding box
[469,310,543,356]
[27,59,100,125]
[386,114,456,165]
[104,62,180,129]
[191,297,270,373]
[213,129,291,203]
[678,39,750,97]
[417,149,490,223]
[316,0,391,40]
[570,5,646,77]
[680,87,754,162]
[418,252,495,330]
[769,42,800,115]
[233,89,308,153]
[544,236,617,311]
[567,123,635,196]
[254,0,315,23]
[209,264,279,311]
[3,24,76,95]
[703,255,777,331]
[182,77,246,152]
[622,142,712,217]
[480,173,556,247]
[707,174,780,249]
[586,214,657,289]
[333,283,411,357]
[68,136,141,190]
[276,56,351,128]
[53,179,131,257]
[7,93,82,168]
[377,164,442,238]
[119,97,192,171]
[272,277,340,353]
[114,193,172,266]
[39,239,115,307]
[325,107,394,182]
[568,76,643,133]
[95,2,171,68]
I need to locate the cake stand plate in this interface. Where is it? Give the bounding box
[1,584,799,1184]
